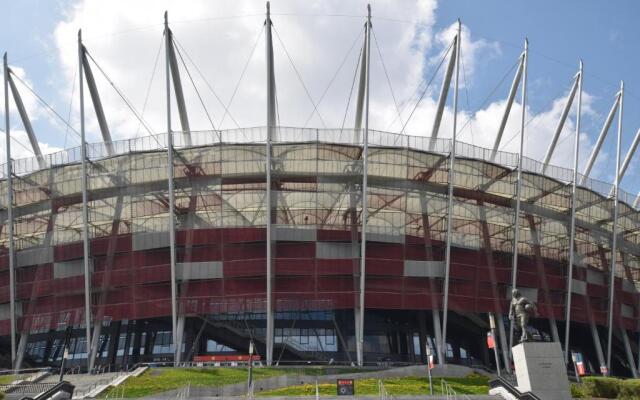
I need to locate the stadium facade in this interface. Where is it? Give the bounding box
[2,3,640,378]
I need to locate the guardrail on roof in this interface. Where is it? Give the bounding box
[1,126,636,210]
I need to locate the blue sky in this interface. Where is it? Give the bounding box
[1,0,639,198]
[435,0,640,192]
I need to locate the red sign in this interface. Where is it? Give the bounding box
[193,354,261,362]
[486,331,496,349]
[576,361,586,376]
[337,379,354,396]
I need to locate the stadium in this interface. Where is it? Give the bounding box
[1,3,640,380]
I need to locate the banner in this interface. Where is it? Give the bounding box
[571,352,586,376]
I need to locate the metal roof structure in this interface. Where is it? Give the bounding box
[1,2,640,378]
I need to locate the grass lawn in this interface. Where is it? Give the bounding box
[0,375,16,385]
[101,366,361,398]
[257,374,490,397]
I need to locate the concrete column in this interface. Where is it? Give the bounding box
[432,310,444,364]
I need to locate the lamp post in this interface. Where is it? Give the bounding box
[247,339,255,398]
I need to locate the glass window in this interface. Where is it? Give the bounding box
[446,343,454,358]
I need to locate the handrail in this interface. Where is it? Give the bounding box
[30,380,75,400]
[1,381,62,394]
[489,377,542,400]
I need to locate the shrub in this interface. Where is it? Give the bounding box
[619,379,640,399]
[572,377,640,399]
[570,383,585,398]
[582,377,620,398]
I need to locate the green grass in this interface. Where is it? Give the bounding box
[102,368,284,398]
[0,375,12,400]
[102,367,488,398]
[257,374,490,397]
[102,366,361,398]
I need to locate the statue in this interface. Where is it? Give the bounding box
[509,289,537,343]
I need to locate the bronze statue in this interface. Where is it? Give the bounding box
[509,289,537,343]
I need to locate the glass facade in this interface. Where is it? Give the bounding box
[0,126,638,374]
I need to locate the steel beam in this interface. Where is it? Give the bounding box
[81,39,116,368]
[429,35,457,152]
[508,39,528,352]
[441,20,461,366]
[80,47,114,156]
[581,92,621,184]
[526,215,560,343]
[432,310,443,364]
[166,28,192,147]
[164,12,180,365]
[564,61,582,365]
[590,318,607,373]
[353,14,368,141]
[265,1,276,366]
[6,72,45,168]
[491,53,524,162]
[418,191,447,364]
[88,183,124,370]
[478,202,512,373]
[356,4,372,367]
[78,30,93,371]
[618,127,640,181]
[542,72,579,174]
[622,328,639,378]
[3,52,16,369]
[14,174,56,371]
[609,127,640,198]
[606,81,624,374]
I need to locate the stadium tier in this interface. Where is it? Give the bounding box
[0,127,638,375]
[2,4,640,378]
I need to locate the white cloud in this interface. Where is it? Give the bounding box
[52,0,439,140]
[434,22,501,84]
[9,0,621,195]
[0,67,63,165]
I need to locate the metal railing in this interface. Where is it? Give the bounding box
[0,381,61,394]
[176,382,191,399]
[378,379,395,399]
[104,384,125,400]
[71,371,129,399]
[3,126,636,210]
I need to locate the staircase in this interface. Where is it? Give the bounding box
[35,366,148,399]
[203,319,331,363]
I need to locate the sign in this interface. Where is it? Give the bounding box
[486,331,495,349]
[571,352,586,376]
[337,379,354,396]
[428,354,435,370]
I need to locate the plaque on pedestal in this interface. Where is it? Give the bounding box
[512,342,570,400]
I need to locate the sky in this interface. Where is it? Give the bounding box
[0,0,639,199]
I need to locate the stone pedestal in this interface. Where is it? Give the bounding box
[512,342,570,400]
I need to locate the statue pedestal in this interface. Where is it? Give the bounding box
[512,342,570,400]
